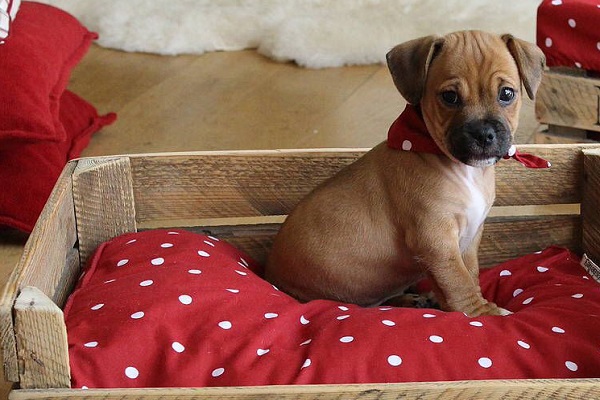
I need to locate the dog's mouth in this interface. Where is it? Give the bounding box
[448,119,512,167]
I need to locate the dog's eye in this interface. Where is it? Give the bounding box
[498,87,516,105]
[441,91,461,107]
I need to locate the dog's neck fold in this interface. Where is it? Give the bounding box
[387,105,550,169]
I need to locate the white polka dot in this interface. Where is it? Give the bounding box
[188,269,202,275]
[401,140,412,151]
[84,341,98,348]
[522,296,534,305]
[239,257,249,266]
[300,339,312,346]
[575,62,582,68]
[551,0,562,4]
[151,257,164,266]
[499,270,512,277]
[517,340,531,349]
[198,251,210,257]
[513,288,524,297]
[235,270,248,276]
[338,306,349,311]
[218,321,232,330]
[126,239,137,244]
[565,361,578,372]
[208,235,219,241]
[172,342,185,353]
[131,311,145,319]
[265,313,278,319]
[257,348,269,356]
[583,276,590,280]
[125,367,139,379]
[478,357,492,368]
[337,315,350,320]
[537,266,549,272]
[340,336,354,343]
[117,259,129,267]
[204,240,215,247]
[597,42,600,51]
[568,18,576,28]
[226,289,240,293]
[552,326,565,334]
[382,319,396,326]
[104,279,116,284]
[379,306,393,311]
[429,335,444,343]
[301,359,311,369]
[179,295,193,305]
[81,386,89,390]
[423,313,436,318]
[470,321,483,327]
[139,280,153,287]
[212,368,225,377]
[572,293,584,299]
[545,37,553,47]
[161,243,173,248]
[388,355,403,367]
[508,145,517,157]
[300,315,310,325]
[91,304,104,311]
[168,231,180,235]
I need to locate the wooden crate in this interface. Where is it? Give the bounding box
[534,68,600,143]
[3,145,600,398]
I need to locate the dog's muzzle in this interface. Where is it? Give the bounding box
[448,119,512,167]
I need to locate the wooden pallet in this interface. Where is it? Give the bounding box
[3,145,600,398]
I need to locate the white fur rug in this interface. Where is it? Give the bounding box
[39,0,540,68]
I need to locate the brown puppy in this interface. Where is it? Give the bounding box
[265,31,545,316]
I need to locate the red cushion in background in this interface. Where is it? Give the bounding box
[0,1,98,142]
[0,90,116,232]
[537,0,600,73]
[65,230,600,389]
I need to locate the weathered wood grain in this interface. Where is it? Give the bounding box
[14,287,70,389]
[0,162,78,383]
[72,157,137,266]
[582,149,600,263]
[535,70,600,132]
[9,379,600,399]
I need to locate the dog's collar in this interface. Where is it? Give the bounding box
[387,105,551,169]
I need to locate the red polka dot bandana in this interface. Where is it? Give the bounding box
[65,230,600,388]
[387,105,551,168]
[537,0,600,73]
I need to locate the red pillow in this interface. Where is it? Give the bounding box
[537,0,600,73]
[0,1,97,142]
[0,0,20,43]
[65,230,600,388]
[0,90,116,233]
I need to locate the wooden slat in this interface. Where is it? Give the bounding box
[13,287,70,389]
[72,157,137,266]
[582,149,600,263]
[128,145,600,224]
[9,379,600,399]
[0,162,78,383]
[535,70,600,132]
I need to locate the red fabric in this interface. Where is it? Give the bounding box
[0,90,116,233]
[66,230,600,389]
[537,0,600,73]
[387,105,551,168]
[0,2,98,142]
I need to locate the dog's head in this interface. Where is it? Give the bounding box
[386,30,545,167]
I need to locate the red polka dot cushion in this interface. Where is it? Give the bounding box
[537,0,600,73]
[65,230,600,388]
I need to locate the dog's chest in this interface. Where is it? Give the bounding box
[456,167,490,252]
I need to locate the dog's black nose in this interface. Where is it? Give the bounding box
[465,120,499,147]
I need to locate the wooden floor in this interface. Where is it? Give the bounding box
[0,45,538,395]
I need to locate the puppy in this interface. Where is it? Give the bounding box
[265,31,546,317]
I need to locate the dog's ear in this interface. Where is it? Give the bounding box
[502,34,546,100]
[386,35,444,105]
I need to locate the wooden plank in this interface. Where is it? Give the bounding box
[13,287,70,389]
[128,145,599,225]
[534,126,598,145]
[582,149,600,263]
[535,70,600,132]
[72,157,137,266]
[0,162,79,383]
[9,379,600,399]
